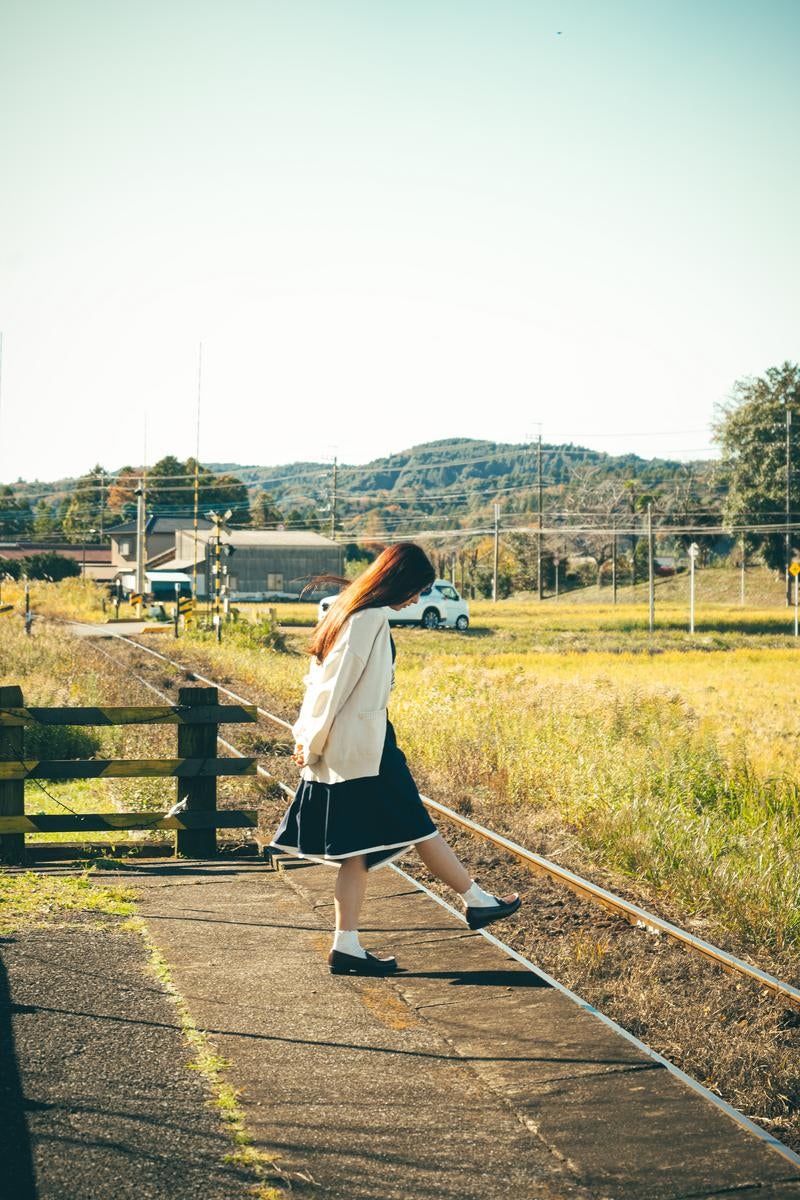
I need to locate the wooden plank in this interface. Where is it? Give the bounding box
[0,704,258,727]
[0,685,25,864]
[176,686,219,858]
[0,810,259,833]
[0,757,256,780]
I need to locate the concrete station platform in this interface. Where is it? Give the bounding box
[102,856,800,1200]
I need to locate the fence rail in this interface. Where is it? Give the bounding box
[0,758,256,780]
[0,683,260,863]
[0,704,258,727]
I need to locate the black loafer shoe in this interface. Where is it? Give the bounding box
[466,895,522,931]
[328,949,399,976]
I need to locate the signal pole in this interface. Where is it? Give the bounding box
[330,457,338,539]
[135,483,146,607]
[207,508,232,642]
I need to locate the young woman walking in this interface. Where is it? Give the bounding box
[270,542,521,977]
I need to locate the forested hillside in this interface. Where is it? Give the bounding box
[1,437,718,548]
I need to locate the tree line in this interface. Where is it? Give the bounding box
[1,361,798,587]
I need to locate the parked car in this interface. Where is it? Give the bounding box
[318,580,470,631]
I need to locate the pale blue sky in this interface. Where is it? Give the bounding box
[1,0,798,482]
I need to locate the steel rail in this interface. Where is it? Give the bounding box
[391,864,800,1170]
[94,630,800,1011]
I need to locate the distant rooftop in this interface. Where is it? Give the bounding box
[188,529,339,548]
[109,516,214,536]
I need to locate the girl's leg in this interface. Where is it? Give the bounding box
[414,833,470,892]
[333,854,368,932]
[414,834,518,906]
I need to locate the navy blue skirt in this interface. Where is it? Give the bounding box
[269,719,439,871]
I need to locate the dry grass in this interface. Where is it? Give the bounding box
[162,598,800,957]
[7,581,800,957]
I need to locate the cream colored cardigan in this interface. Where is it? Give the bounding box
[291,606,393,784]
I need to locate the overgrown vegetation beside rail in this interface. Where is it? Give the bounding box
[4,587,800,956]
[152,604,800,957]
[1,578,112,622]
[391,671,800,952]
[0,621,263,843]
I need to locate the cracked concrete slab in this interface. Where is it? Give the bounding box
[32,855,800,1200]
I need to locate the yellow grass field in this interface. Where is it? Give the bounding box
[5,574,799,954]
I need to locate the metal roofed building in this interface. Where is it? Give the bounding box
[108,516,214,571]
[167,528,343,601]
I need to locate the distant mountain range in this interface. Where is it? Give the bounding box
[7,437,720,542]
[207,437,720,536]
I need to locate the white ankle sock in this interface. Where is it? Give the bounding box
[332,929,367,958]
[460,880,498,909]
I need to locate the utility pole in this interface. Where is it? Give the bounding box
[740,534,746,606]
[537,434,543,600]
[612,517,617,606]
[786,406,792,607]
[647,501,655,633]
[0,331,4,483]
[688,542,699,633]
[492,503,500,603]
[192,342,202,604]
[98,469,105,541]
[330,457,338,539]
[135,483,146,608]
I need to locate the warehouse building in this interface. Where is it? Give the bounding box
[160,528,343,601]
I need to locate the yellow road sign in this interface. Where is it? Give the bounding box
[790,563,800,577]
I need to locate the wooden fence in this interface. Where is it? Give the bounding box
[0,684,259,862]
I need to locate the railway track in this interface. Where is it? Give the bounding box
[45,624,800,1156]
[88,628,800,1014]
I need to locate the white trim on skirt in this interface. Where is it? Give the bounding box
[269,828,440,872]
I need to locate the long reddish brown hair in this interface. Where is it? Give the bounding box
[307,542,435,662]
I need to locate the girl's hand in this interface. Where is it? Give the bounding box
[292,743,306,768]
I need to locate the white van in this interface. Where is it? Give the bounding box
[318,580,470,631]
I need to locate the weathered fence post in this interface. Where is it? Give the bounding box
[0,685,26,864]
[176,686,218,858]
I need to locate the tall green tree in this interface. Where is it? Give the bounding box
[0,486,34,537]
[62,466,109,543]
[32,499,59,540]
[713,361,800,571]
[146,455,187,511]
[251,490,284,527]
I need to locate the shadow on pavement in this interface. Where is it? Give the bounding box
[0,938,37,1200]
